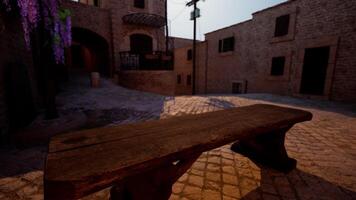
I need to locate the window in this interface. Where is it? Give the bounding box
[274,14,290,37]
[134,0,145,8]
[177,75,182,84]
[219,37,235,53]
[187,49,192,60]
[271,56,285,76]
[232,82,242,94]
[93,0,100,7]
[187,75,192,85]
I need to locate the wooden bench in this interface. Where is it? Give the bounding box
[44,104,312,200]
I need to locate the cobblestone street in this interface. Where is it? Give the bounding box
[0,86,356,200]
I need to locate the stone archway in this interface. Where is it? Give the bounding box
[66,27,110,77]
[121,30,159,52]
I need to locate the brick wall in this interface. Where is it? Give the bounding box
[173,41,207,95]
[198,0,356,102]
[119,71,176,96]
[103,0,166,70]
[174,46,193,95]
[65,0,166,72]
[64,1,112,44]
[169,37,194,50]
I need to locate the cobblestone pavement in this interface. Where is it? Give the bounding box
[1,88,356,199]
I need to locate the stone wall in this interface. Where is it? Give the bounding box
[65,0,167,72]
[198,0,356,102]
[169,37,194,50]
[64,1,112,44]
[174,46,193,95]
[174,41,207,95]
[119,71,175,96]
[102,0,166,70]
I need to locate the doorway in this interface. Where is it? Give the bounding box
[68,27,110,77]
[300,46,330,95]
[130,34,153,54]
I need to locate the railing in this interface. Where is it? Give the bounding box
[119,51,173,71]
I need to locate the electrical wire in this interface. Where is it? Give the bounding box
[170,5,188,22]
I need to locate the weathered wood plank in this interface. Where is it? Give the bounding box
[44,104,312,199]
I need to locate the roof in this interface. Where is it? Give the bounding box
[205,0,296,36]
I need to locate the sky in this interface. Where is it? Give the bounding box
[168,0,288,40]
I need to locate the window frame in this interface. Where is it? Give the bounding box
[134,0,145,9]
[218,36,235,53]
[186,75,192,86]
[177,74,182,84]
[187,49,192,61]
[270,56,286,76]
[274,14,290,37]
[93,0,100,7]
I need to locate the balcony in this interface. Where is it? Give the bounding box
[122,13,166,28]
[119,51,173,71]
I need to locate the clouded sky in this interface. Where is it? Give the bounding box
[168,0,287,40]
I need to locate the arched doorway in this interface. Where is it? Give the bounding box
[130,34,153,54]
[66,27,110,77]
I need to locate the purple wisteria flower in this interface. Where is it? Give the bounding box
[1,0,72,64]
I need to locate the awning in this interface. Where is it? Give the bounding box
[122,13,166,28]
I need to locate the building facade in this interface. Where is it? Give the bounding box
[193,0,356,102]
[65,0,168,76]
[0,0,170,139]
[174,41,207,95]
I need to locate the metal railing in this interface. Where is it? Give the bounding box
[119,51,173,71]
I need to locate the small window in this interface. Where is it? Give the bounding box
[232,82,242,94]
[271,56,285,76]
[187,75,192,85]
[219,37,235,53]
[187,49,192,60]
[177,75,182,84]
[134,0,145,8]
[274,14,290,37]
[93,0,100,7]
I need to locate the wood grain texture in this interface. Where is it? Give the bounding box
[44,104,312,199]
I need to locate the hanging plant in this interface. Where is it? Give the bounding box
[1,0,72,64]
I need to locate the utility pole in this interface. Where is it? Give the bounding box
[165,0,169,54]
[186,0,201,95]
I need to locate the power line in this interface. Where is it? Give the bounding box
[170,5,188,21]
[169,0,187,5]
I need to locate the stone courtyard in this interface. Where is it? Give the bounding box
[0,79,356,200]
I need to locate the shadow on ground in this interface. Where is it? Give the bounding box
[205,97,236,109]
[242,167,356,200]
[236,94,356,117]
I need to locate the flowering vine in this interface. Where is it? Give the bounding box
[1,0,72,64]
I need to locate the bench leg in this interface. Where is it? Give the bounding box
[231,126,296,173]
[110,154,201,200]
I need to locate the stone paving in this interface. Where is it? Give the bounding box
[1,84,356,200]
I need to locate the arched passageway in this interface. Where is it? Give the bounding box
[66,27,110,77]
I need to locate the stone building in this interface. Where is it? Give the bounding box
[0,0,171,138]
[174,41,206,95]
[64,0,176,95]
[65,0,168,75]
[191,0,356,102]
[169,37,194,50]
